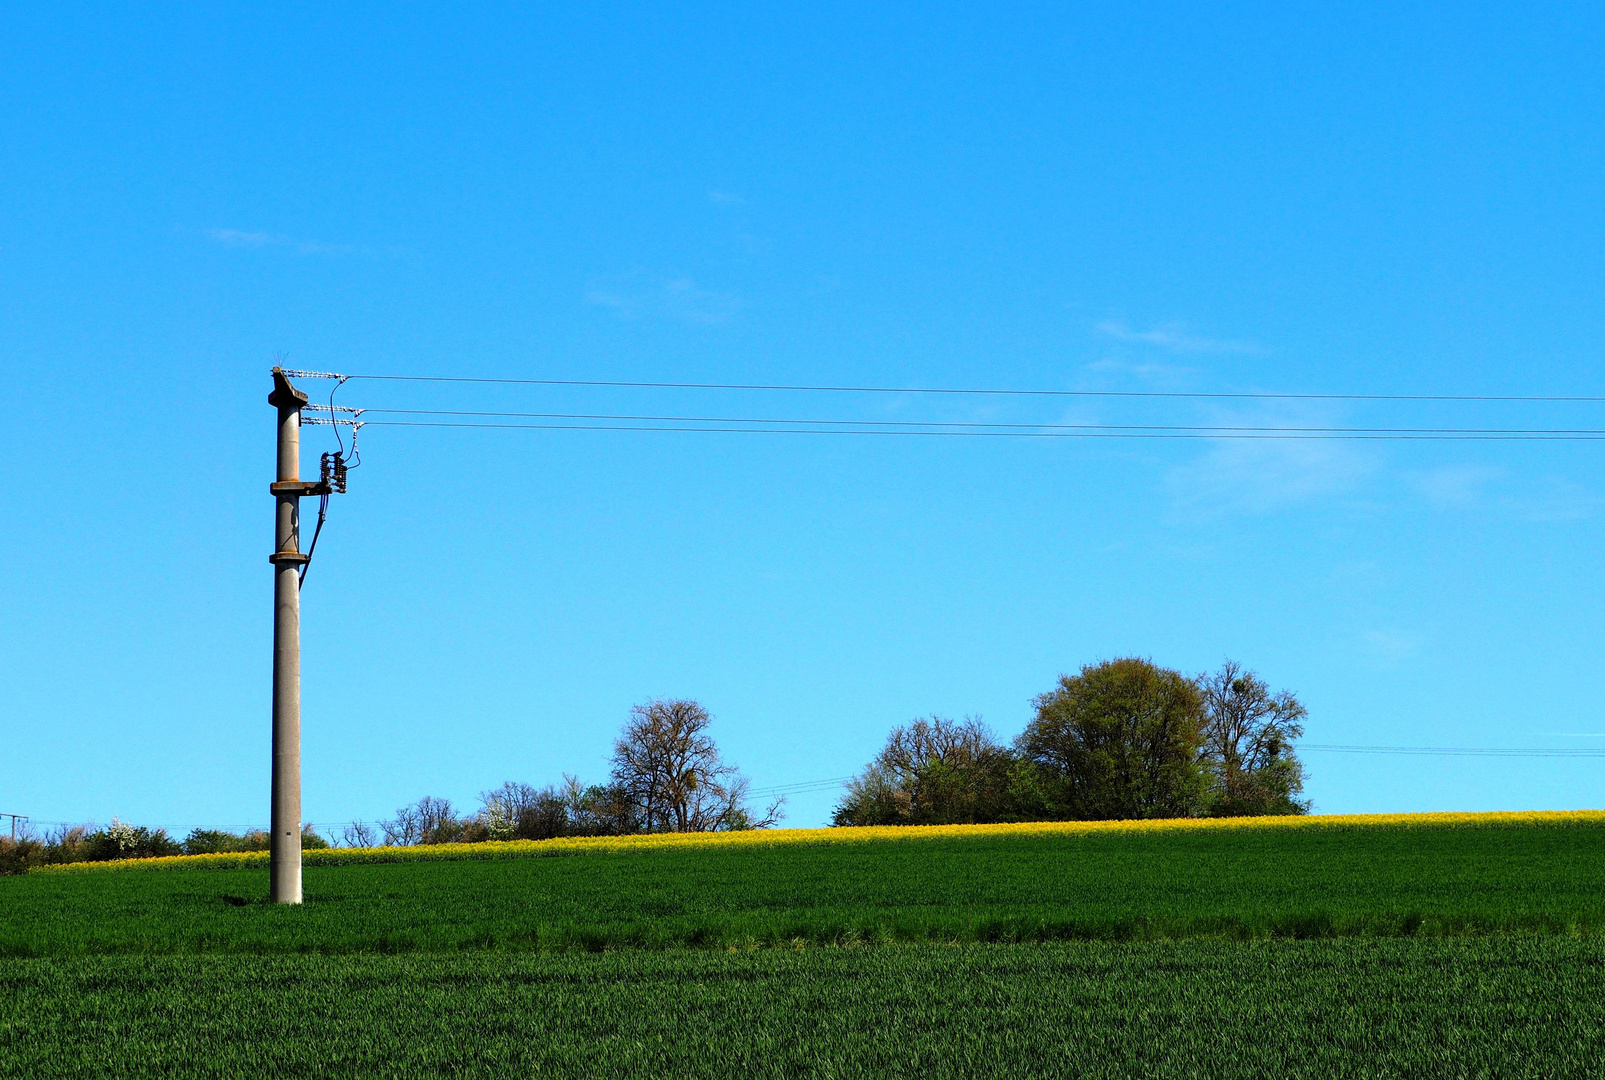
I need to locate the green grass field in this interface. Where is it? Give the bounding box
[7,941,1604,1079]
[5,815,1605,1076]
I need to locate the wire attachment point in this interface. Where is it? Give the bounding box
[281,369,348,380]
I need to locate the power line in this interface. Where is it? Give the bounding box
[357,408,1605,437]
[749,776,857,797]
[321,372,1605,403]
[1303,744,1605,757]
[354,419,1605,441]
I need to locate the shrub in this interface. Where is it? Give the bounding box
[183,829,271,855]
[0,835,42,875]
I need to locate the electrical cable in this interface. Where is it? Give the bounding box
[299,492,328,585]
[326,373,1605,403]
[1302,744,1605,757]
[355,408,1605,436]
[351,419,1605,440]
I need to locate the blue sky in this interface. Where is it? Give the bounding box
[3,3,1603,833]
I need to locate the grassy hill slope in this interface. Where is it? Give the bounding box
[7,812,1605,955]
[9,813,1605,1078]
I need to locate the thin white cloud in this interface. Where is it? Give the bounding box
[1404,466,1602,521]
[585,273,740,326]
[294,239,361,256]
[707,190,746,205]
[203,227,363,256]
[206,228,280,248]
[1083,355,1199,383]
[1096,319,1264,355]
[1171,438,1373,511]
[1165,405,1376,513]
[1523,476,1604,522]
[1406,465,1505,510]
[1361,628,1420,664]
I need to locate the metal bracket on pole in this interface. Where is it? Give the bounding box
[271,481,334,498]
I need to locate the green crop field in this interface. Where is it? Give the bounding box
[5,814,1605,1077]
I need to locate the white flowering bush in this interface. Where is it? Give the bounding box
[480,798,516,842]
[106,817,141,854]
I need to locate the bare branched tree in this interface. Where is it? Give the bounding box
[1198,661,1310,816]
[381,803,422,846]
[415,796,462,844]
[610,699,782,832]
[342,821,378,849]
[382,796,464,845]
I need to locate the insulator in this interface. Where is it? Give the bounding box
[319,451,348,493]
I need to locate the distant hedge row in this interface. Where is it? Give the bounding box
[0,821,329,876]
[26,810,1605,874]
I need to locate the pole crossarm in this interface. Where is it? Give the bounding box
[269,367,309,409]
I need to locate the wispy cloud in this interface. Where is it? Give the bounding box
[585,273,740,325]
[1165,406,1376,513]
[1406,465,1506,510]
[204,227,361,256]
[1403,466,1602,520]
[707,190,746,206]
[1083,355,1199,384]
[207,228,278,248]
[1096,320,1264,355]
[1361,628,1420,665]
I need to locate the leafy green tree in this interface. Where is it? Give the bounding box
[1198,661,1310,816]
[833,716,1043,826]
[1018,658,1208,820]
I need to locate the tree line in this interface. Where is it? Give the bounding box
[832,659,1309,826]
[0,699,773,872]
[359,698,784,847]
[0,659,1307,873]
[0,819,332,874]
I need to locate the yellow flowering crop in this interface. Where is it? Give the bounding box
[32,808,1605,874]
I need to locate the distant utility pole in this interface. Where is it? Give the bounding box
[267,368,330,904]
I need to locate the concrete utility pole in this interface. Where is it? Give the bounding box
[267,368,327,904]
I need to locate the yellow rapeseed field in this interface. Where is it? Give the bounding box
[36,808,1605,874]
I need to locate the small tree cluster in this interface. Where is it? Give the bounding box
[361,699,782,848]
[830,717,1040,826]
[833,659,1309,826]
